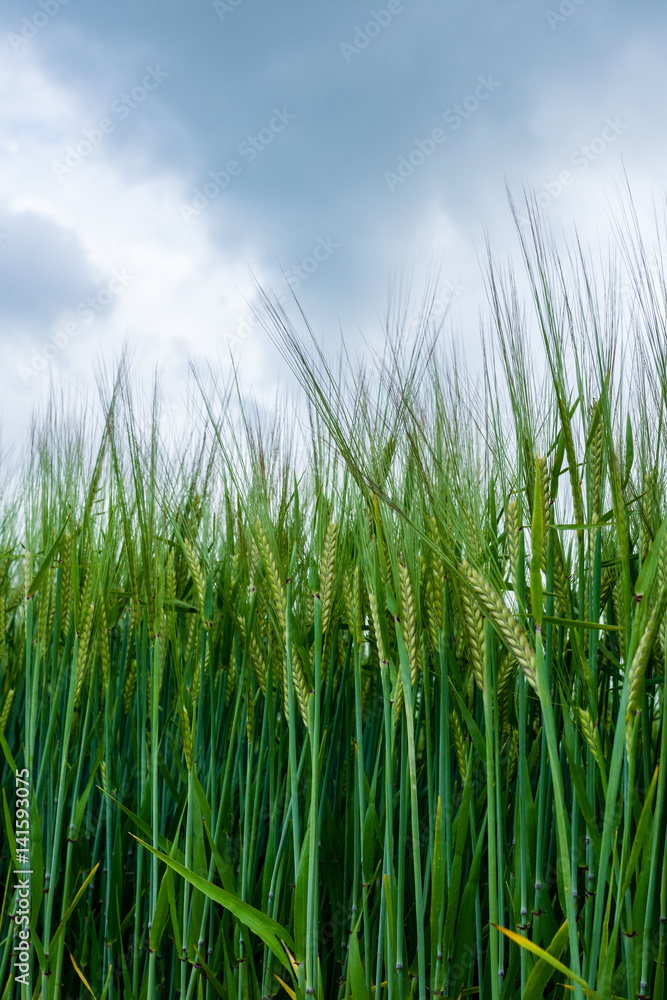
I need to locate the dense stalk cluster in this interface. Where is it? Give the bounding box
[2,202,667,999]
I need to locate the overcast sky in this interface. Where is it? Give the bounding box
[1,0,666,448]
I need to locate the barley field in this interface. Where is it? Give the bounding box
[2,205,667,1000]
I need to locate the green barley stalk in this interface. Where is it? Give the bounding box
[393,587,426,1000]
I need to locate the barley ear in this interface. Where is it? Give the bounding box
[626,578,667,748]
[399,558,419,686]
[450,707,468,784]
[0,688,15,735]
[320,521,338,637]
[256,520,287,636]
[460,560,538,692]
[459,581,485,693]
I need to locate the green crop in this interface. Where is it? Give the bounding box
[2,197,667,1000]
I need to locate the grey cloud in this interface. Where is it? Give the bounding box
[0,211,97,327]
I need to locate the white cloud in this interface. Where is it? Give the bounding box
[0,47,277,449]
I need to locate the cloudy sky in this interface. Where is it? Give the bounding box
[1,0,665,447]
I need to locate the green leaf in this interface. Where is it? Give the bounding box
[294,830,310,962]
[2,790,17,869]
[383,873,397,978]
[430,796,445,973]
[385,581,399,618]
[531,454,544,627]
[188,785,208,958]
[307,554,319,594]
[535,615,621,632]
[619,766,659,899]
[550,431,566,500]
[522,921,570,1000]
[447,815,488,1000]
[102,789,185,864]
[133,835,294,971]
[68,944,99,1000]
[449,681,486,765]
[191,770,213,830]
[0,731,17,775]
[29,794,44,926]
[548,511,614,529]
[349,929,370,1000]
[149,868,172,953]
[193,945,227,998]
[362,802,379,886]
[202,819,236,895]
[623,413,634,488]
[27,519,70,597]
[443,762,473,960]
[71,745,104,839]
[49,863,101,954]
[166,866,182,956]
[560,702,601,857]
[635,511,667,597]
[494,924,604,1000]
[203,572,214,621]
